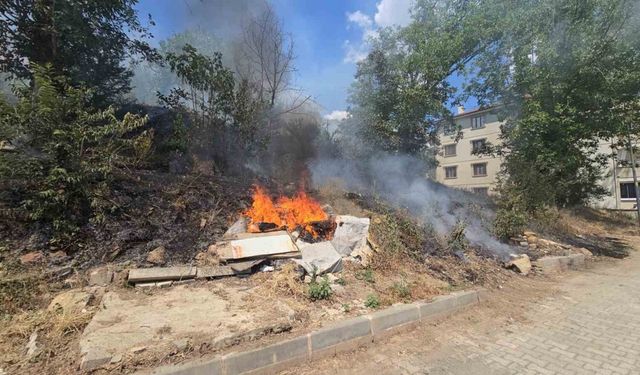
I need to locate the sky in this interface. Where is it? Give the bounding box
[134,0,476,120]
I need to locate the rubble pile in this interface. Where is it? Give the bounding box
[126,186,376,287]
[509,231,593,259]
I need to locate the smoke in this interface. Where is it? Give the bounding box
[309,151,515,259]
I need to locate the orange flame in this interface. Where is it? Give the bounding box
[244,186,328,236]
[244,186,283,227]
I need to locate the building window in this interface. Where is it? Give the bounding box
[443,144,456,156]
[472,187,489,195]
[471,115,485,129]
[620,182,637,199]
[471,139,486,154]
[472,163,487,177]
[444,166,457,179]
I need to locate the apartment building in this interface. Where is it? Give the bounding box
[435,106,503,195]
[435,106,640,211]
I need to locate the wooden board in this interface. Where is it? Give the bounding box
[128,267,197,283]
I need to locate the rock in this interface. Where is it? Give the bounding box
[109,354,123,364]
[48,250,68,263]
[523,231,537,237]
[506,254,532,275]
[519,241,529,247]
[47,290,92,314]
[294,241,343,275]
[25,331,38,358]
[80,349,112,371]
[526,236,538,244]
[146,246,166,265]
[351,244,374,267]
[20,251,44,265]
[223,217,248,238]
[171,338,189,352]
[528,244,538,250]
[331,215,371,256]
[89,267,113,286]
[576,247,593,257]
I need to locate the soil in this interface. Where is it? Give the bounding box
[0,172,635,375]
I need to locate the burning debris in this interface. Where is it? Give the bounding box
[127,186,373,287]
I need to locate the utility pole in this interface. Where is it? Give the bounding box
[625,121,640,226]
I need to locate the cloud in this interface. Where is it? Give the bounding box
[342,0,414,64]
[374,0,414,28]
[346,10,373,30]
[342,40,368,63]
[323,110,349,121]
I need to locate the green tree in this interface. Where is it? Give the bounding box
[0,65,150,236]
[348,0,504,167]
[466,0,640,209]
[0,0,158,104]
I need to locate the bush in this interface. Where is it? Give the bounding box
[493,208,528,240]
[364,294,380,309]
[0,65,150,236]
[308,276,332,300]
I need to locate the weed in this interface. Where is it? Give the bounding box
[392,280,411,299]
[308,276,332,300]
[356,268,375,283]
[335,276,346,285]
[341,303,351,312]
[364,294,380,309]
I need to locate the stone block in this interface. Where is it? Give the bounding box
[309,316,371,351]
[416,294,458,320]
[223,336,308,374]
[128,267,196,283]
[80,349,112,371]
[368,304,420,335]
[151,358,223,375]
[451,290,480,307]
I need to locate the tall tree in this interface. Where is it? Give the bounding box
[0,0,158,104]
[238,2,296,108]
[466,0,640,209]
[347,0,504,164]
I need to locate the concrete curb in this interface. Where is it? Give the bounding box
[533,254,586,273]
[144,289,481,375]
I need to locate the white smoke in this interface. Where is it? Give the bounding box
[309,153,515,259]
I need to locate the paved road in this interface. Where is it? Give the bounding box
[286,245,640,375]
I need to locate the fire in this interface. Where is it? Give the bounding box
[244,186,283,227]
[244,185,328,236]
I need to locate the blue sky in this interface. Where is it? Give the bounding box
[135,0,475,119]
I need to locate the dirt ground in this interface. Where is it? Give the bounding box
[0,205,634,374]
[282,236,639,375]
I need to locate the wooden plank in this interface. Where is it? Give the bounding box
[128,267,196,283]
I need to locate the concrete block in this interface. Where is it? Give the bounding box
[128,267,197,283]
[368,304,420,335]
[151,358,223,375]
[450,290,480,307]
[309,316,371,351]
[416,294,458,320]
[534,256,563,273]
[80,349,112,371]
[310,335,372,361]
[225,336,309,375]
[568,253,585,268]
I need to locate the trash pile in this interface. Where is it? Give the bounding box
[127,191,375,287]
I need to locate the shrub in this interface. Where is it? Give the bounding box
[364,294,380,309]
[493,207,527,240]
[308,276,332,300]
[0,65,150,236]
